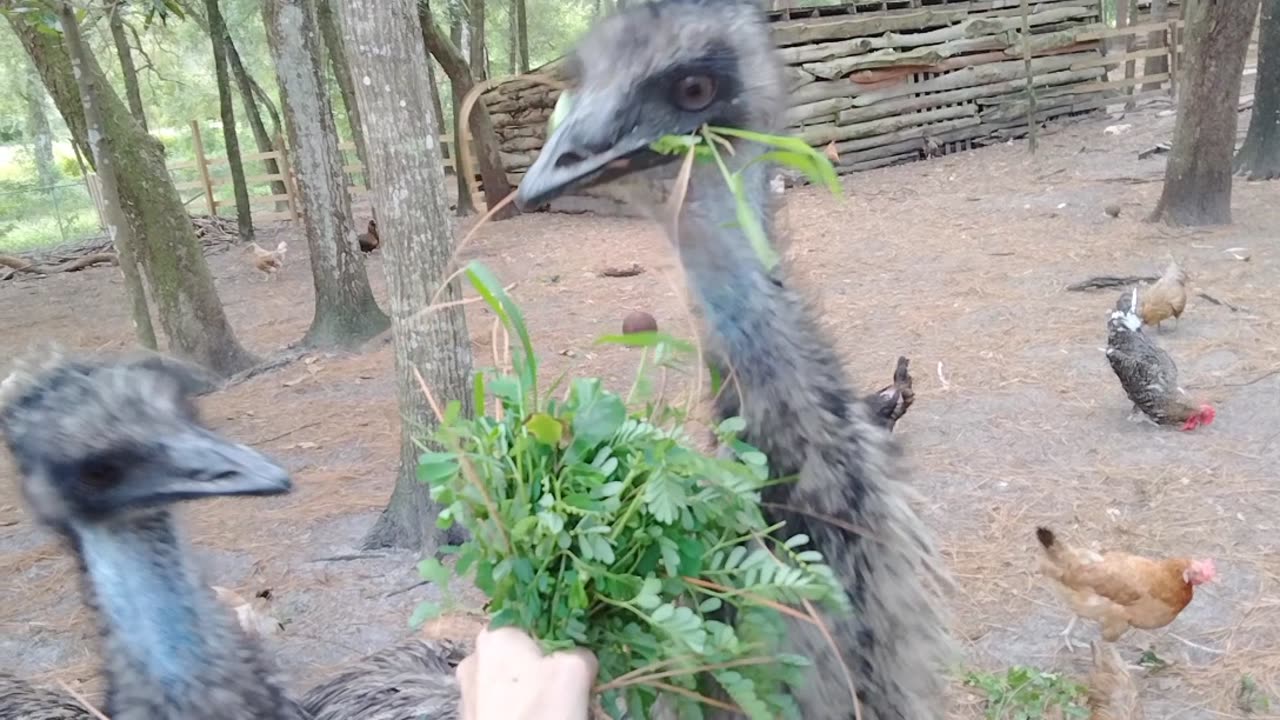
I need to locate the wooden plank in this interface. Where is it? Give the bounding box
[173,180,207,191]
[343,164,364,174]
[205,156,229,167]
[1074,72,1169,93]
[1070,45,1178,70]
[1076,18,1184,41]
[771,8,970,47]
[168,160,198,170]
[243,173,287,184]
[189,120,217,217]
[241,150,282,162]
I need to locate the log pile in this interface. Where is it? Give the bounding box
[481,0,1156,190]
[0,214,242,282]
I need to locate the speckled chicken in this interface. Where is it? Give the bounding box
[1106,289,1214,431]
[1138,260,1186,332]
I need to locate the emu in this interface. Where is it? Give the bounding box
[515,0,954,717]
[0,352,462,720]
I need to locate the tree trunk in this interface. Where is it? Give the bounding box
[446,3,476,216]
[12,14,157,351]
[48,2,251,374]
[106,0,148,132]
[1143,0,1171,91]
[468,0,486,81]
[172,0,290,202]
[339,0,475,552]
[507,0,516,75]
[205,0,255,244]
[316,0,370,189]
[263,0,390,348]
[25,63,58,188]
[1235,0,1280,180]
[420,5,517,219]
[1151,0,1262,226]
[515,0,528,72]
[426,58,446,139]
[10,15,95,170]
[226,39,290,202]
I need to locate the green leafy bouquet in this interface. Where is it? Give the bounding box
[415,263,849,719]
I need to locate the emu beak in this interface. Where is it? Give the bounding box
[127,428,292,507]
[516,92,669,211]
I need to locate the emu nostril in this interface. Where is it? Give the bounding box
[555,151,587,169]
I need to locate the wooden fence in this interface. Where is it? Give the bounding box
[479,0,1226,187]
[85,121,484,227]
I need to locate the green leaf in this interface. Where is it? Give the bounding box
[525,412,564,446]
[570,380,626,446]
[408,600,442,628]
[418,557,451,588]
[465,261,538,401]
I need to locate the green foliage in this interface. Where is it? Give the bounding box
[416,260,848,720]
[965,666,1089,720]
[1238,674,1272,715]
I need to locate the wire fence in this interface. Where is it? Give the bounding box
[0,180,105,255]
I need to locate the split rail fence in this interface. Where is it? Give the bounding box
[87,120,482,227]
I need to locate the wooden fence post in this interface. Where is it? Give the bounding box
[189,120,217,217]
[275,133,300,221]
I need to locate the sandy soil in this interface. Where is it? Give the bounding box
[1,103,1277,719]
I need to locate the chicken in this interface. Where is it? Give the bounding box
[357,219,379,253]
[1087,640,1145,720]
[1137,260,1187,332]
[866,355,914,432]
[250,240,288,279]
[1106,289,1215,431]
[1035,526,1216,651]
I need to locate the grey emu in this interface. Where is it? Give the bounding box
[0,352,462,720]
[514,1,954,718]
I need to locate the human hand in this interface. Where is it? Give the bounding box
[456,626,599,720]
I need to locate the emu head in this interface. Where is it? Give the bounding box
[0,351,290,533]
[516,0,785,210]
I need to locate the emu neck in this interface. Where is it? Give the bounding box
[660,153,862,474]
[73,510,224,704]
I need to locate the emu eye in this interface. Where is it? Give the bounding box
[672,75,717,112]
[80,459,123,490]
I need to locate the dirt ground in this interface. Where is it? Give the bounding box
[1,103,1277,719]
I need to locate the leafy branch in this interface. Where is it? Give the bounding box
[414,261,847,720]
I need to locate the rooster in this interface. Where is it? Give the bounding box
[1106,289,1214,431]
[250,240,288,280]
[866,355,914,432]
[1035,526,1216,651]
[357,219,380,253]
[1138,260,1187,332]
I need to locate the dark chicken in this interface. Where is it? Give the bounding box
[357,219,380,253]
[867,356,914,432]
[1105,289,1214,431]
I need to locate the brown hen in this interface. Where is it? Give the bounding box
[1035,527,1215,651]
[1138,260,1186,332]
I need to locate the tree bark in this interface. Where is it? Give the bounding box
[205,0,254,244]
[420,4,517,219]
[24,63,58,188]
[1143,0,1171,91]
[106,0,147,132]
[264,0,390,348]
[9,14,95,170]
[48,2,250,373]
[1151,0,1262,226]
[316,0,370,189]
[1235,0,1280,180]
[339,0,475,552]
